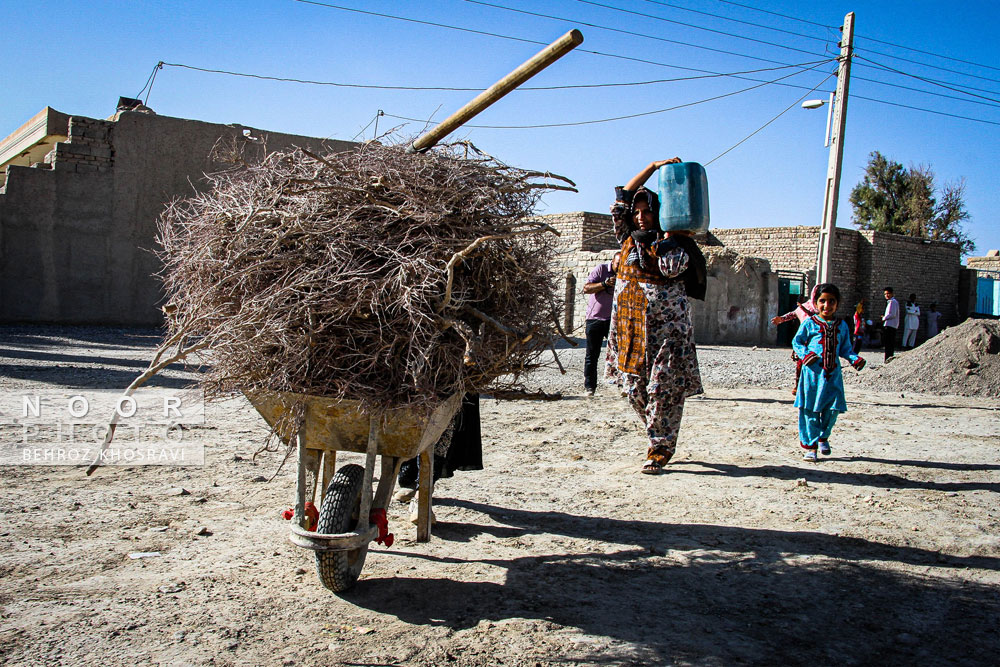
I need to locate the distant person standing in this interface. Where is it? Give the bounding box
[926,303,942,339]
[582,252,621,396]
[902,293,920,350]
[882,287,900,361]
[852,299,867,355]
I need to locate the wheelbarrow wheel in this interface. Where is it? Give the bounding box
[315,463,369,592]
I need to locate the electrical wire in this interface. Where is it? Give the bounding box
[135,63,159,101]
[850,64,1000,109]
[383,60,832,129]
[290,0,547,46]
[854,41,1000,85]
[461,0,827,67]
[574,0,832,59]
[855,54,1000,105]
[856,35,1000,74]
[586,0,1000,92]
[288,0,840,95]
[705,72,835,165]
[712,0,1000,75]
[638,0,832,45]
[713,0,834,30]
[155,59,830,93]
[278,0,1000,127]
[852,93,1000,127]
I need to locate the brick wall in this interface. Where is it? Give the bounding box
[539,212,777,344]
[967,256,1000,274]
[708,226,960,340]
[860,230,961,338]
[710,226,860,311]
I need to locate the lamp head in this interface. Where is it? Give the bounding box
[801,99,826,110]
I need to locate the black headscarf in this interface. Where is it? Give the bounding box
[671,234,707,301]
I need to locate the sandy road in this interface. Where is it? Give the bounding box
[1,326,998,666]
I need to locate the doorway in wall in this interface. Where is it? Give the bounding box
[776,271,807,346]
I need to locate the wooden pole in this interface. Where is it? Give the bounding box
[409,29,584,152]
[816,12,854,285]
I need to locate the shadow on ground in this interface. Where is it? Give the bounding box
[347,501,999,665]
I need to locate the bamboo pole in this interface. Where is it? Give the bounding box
[409,29,583,152]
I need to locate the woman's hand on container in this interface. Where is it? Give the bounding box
[652,158,682,168]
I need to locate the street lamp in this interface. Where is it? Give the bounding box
[802,93,835,148]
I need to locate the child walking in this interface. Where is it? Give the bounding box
[792,283,867,462]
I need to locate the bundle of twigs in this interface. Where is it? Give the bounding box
[154,139,574,414]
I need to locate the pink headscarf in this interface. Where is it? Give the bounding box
[793,285,821,323]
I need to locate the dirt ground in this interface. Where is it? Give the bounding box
[1,326,999,666]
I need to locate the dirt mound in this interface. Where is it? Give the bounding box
[853,318,1000,397]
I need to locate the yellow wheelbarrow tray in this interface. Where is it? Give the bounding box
[246,390,463,592]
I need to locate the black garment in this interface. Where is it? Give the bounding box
[882,326,897,361]
[398,394,483,489]
[584,318,611,392]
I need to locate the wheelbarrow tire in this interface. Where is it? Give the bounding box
[315,463,369,592]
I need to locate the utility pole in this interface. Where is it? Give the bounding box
[815,12,854,285]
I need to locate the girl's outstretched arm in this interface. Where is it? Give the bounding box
[838,319,866,370]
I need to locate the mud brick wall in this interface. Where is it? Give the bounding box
[1,111,354,325]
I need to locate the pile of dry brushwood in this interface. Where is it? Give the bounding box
[153,140,574,414]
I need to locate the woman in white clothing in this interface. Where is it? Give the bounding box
[902,293,920,349]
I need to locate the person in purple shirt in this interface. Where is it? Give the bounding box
[582,252,621,396]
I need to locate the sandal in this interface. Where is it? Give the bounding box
[641,459,663,475]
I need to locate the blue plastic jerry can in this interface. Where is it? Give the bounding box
[657,162,710,233]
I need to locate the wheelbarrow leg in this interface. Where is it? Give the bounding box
[320,450,337,504]
[416,448,433,542]
[372,456,402,511]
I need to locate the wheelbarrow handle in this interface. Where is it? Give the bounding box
[409,29,583,152]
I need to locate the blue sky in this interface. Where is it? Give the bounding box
[4,0,999,256]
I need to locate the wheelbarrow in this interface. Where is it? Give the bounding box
[246,390,463,592]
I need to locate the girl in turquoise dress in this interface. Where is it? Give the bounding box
[792,283,867,461]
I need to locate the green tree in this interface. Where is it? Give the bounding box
[848,151,975,254]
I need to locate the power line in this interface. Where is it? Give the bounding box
[855,41,1000,85]
[286,0,998,123]
[590,0,1000,91]
[461,0,828,67]
[155,59,832,93]
[713,0,834,29]
[853,93,1000,126]
[289,0,837,95]
[573,0,830,58]
[638,0,833,45]
[712,0,1000,75]
[856,58,1000,97]
[384,61,832,129]
[855,54,1000,105]
[706,72,836,165]
[290,0,548,47]
[856,35,1000,74]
